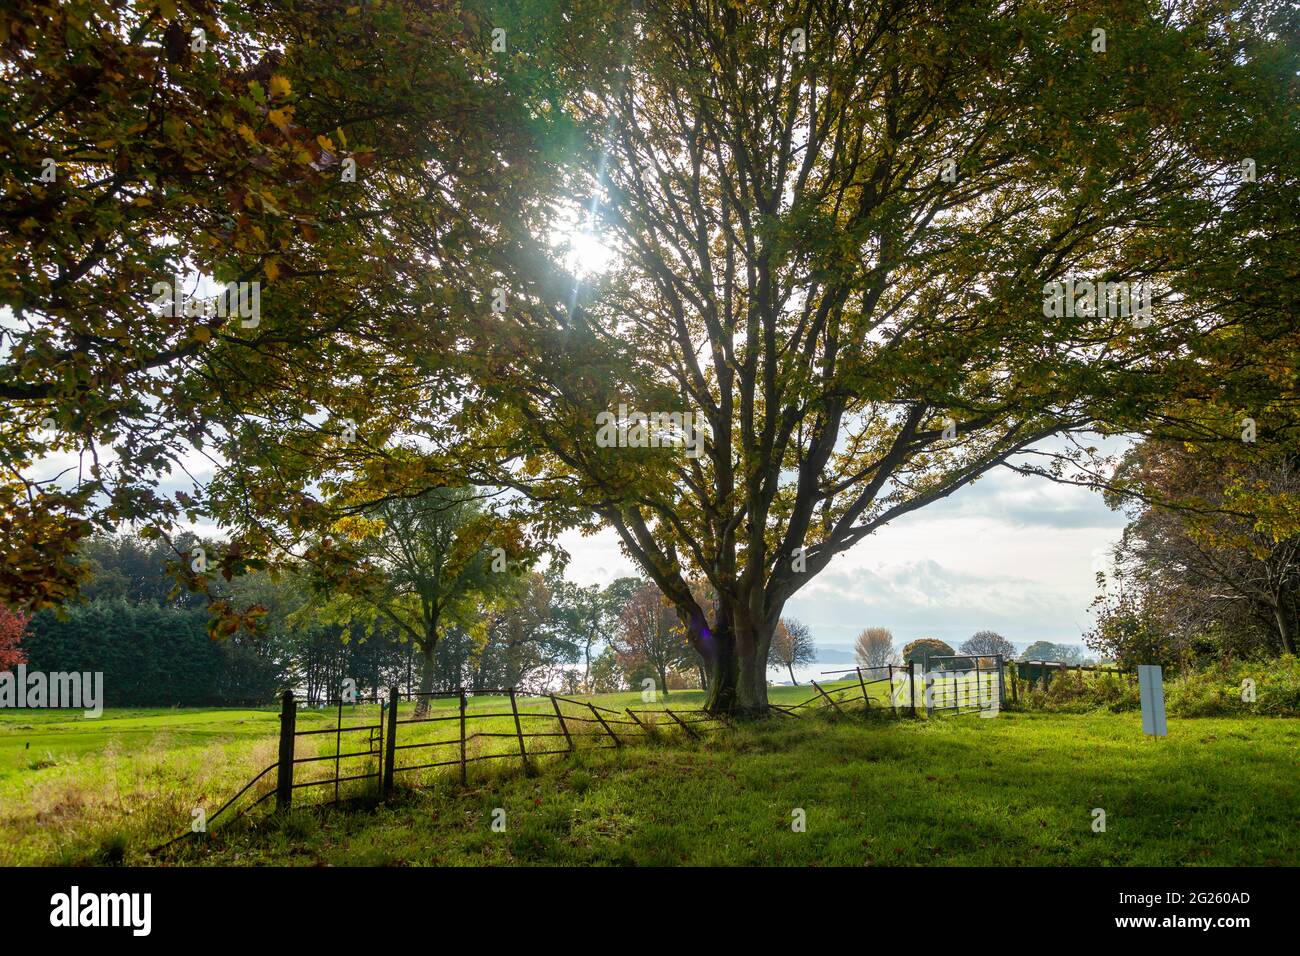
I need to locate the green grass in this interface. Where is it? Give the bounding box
[2,685,1295,866]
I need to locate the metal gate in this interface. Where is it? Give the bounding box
[919,654,1006,716]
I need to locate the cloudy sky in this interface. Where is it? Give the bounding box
[556,444,1129,658]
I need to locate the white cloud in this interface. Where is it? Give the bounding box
[556,458,1126,651]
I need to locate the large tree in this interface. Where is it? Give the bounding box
[15,1,1296,720]
[441,0,1292,714]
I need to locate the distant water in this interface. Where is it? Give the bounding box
[769,662,883,687]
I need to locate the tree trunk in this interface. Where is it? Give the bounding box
[703,627,739,713]
[414,639,436,717]
[1274,604,1296,655]
[658,666,669,698]
[583,627,595,693]
[700,613,771,716]
[787,663,798,685]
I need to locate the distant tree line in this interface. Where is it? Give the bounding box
[853,628,1091,672]
[8,525,721,707]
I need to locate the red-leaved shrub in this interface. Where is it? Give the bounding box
[0,605,29,670]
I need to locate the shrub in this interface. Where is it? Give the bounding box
[1014,655,1300,718]
[0,605,28,669]
[1166,656,1300,718]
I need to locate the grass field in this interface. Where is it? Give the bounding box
[1,681,1296,866]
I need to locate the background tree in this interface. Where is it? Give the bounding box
[470,571,578,693]
[960,630,1017,667]
[901,638,954,667]
[306,487,530,715]
[854,627,896,671]
[1085,590,1177,671]
[770,617,817,685]
[551,574,641,692]
[1102,440,1299,659]
[610,580,689,697]
[23,599,282,706]
[588,646,626,694]
[1019,641,1083,665]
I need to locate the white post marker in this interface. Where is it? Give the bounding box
[1137,664,1167,738]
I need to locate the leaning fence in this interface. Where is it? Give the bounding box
[153,687,726,852]
[157,655,1106,853]
[788,657,1007,718]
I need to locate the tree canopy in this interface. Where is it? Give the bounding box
[4,0,1298,716]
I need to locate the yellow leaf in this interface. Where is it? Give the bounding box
[269,75,292,99]
[265,258,281,281]
[267,108,293,132]
[193,326,212,343]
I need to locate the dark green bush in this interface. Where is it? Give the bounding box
[22,599,282,706]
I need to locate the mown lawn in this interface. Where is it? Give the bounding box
[1,690,1295,866]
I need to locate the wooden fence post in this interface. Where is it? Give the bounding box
[908,660,917,716]
[855,667,870,712]
[458,688,468,785]
[626,708,653,736]
[276,689,296,812]
[665,708,699,739]
[888,664,897,717]
[382,685,398,797]
[509,687,530,774]
[550,695,573,752]
[811,680,846,717]
[589,703,620,747]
